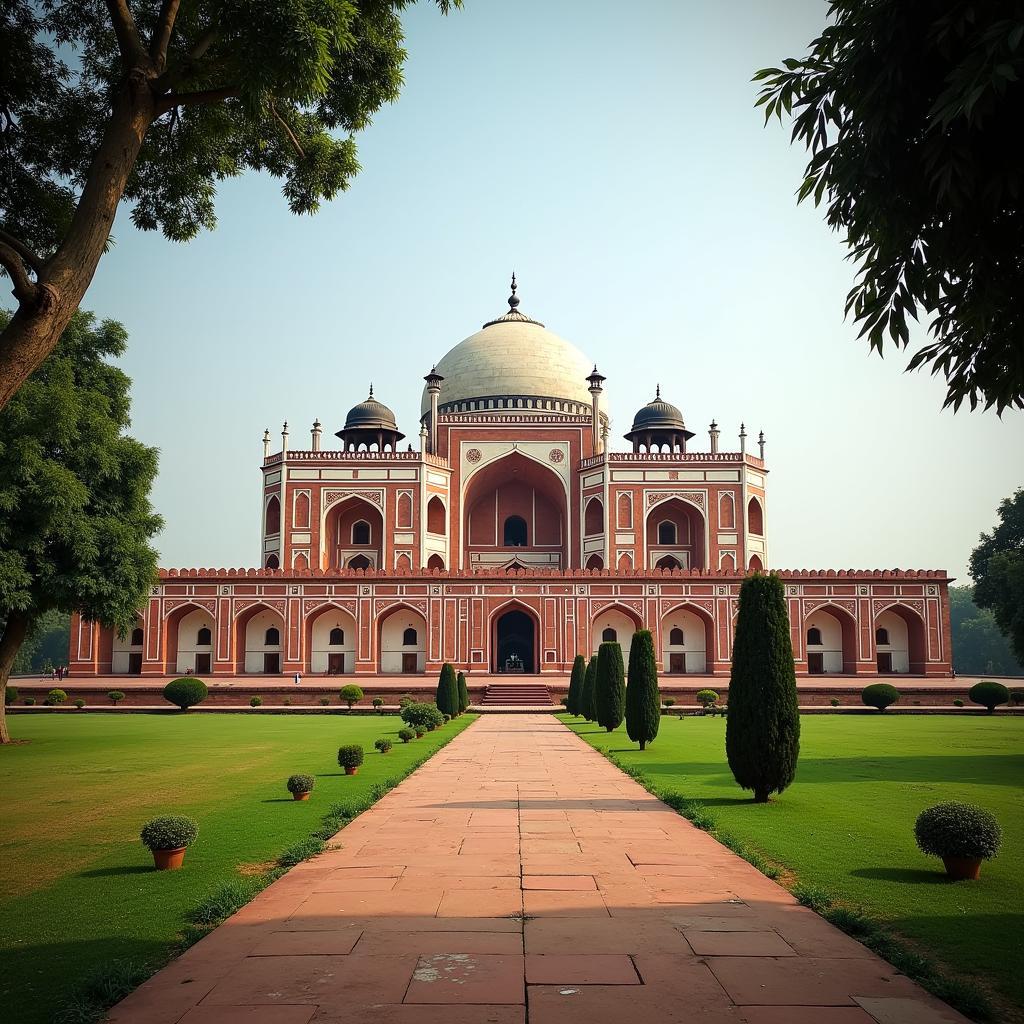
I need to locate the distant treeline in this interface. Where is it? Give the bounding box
[951,586,1023,677]
[10,610,71,675]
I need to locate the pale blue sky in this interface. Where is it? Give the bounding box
[77,0,1020,580]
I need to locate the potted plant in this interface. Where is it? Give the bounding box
[915,802,1002,880]
[140,815,199,870]
[108,690,125,705]
[372,696,385,714]
[337,744,364,775]
[398,727,415,743]
[340,684,364,709]
[374,738,393,754]
[287,774,315,801]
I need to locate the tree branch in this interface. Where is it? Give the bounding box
[189,26,219,60]
[104,0,148,65]
[150,0,182,66]
[0,241,39,305]
[155,85,238,116]
[0,228,44,276]
[271,102,306,159]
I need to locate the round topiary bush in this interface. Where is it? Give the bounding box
[24,697,35,706]
[861,682,900,712]
[319,696,331,706]
[287,774,315,795]
[45,688,67,706]
[73,698,85,708]
[829,697,841,707]
[108,690,125,705]
[695,688,719,710]
[969,680,1010,713]
[4,685,18,706]
[663,697,675,708]
[398,727,415,743]
[372,696,385,713]
[140,815,199,851]
[340,684,364,708]
[1010,687,1024,706]
[953,698,964,708]
[915,802,1002,861]
[162,677,209,710]
[337,744,364,773]
[400,701,443,730]
[250,696,262,707]
[442,713,451,723]
[375,738,393,754]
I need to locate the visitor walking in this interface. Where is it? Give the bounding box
[294,670,302,686]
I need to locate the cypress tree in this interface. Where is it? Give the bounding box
[725,573,800,803]
[595,641,626,732]
[582,655,599,721]
[625,630,660,750]
[436,662,458,718]
[567,655,586,716]
[457,671,469,714]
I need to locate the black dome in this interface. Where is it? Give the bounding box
[629,395,687,433]
[343,389,399,431]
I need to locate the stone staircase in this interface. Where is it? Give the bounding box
[479,682,552,707]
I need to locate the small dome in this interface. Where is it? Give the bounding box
[344,387,399,431]
[629,388,686,433]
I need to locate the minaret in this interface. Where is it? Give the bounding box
[281,420,289,452]
[423,366,444,455]
[758,430,765,460]
[587,365,606,455]
[311,418,322,452]
[262,428,271,459]
[739,422,747,455]
[419,423,429,454]
[708,420,720,454]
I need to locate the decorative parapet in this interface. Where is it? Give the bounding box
[579,452,765,470]
[263,450,449,468]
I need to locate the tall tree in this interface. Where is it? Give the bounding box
[0,309,161,743]
[566,654,586,716]
[582,654,598,722]
[755,2,1024,413]
[0,0,459,410]
[969,489,1024,665]
[457,671,469,714]
[625,630,660,750]
[435,662,458,718]
[595,641,625,733]
[949,586,1024,676]
[725,573,800,802]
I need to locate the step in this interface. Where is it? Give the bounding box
[481,683,552,706]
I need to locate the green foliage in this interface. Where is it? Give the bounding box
[45,688,67,705]
[695,688,719,708]
[755,4,1024,413]
[829,697,841,708]
[162,677,209,710]
[953,698,964,707]
[10,610,70,675]
[374,738,392,754]
[915,802,1002,860]
[862,682,901,712]
[969,679,1010,712]
[4,685,18,705]
[663,697,675,707]
[336,744,364,770]
[457,671,469,713]
[107,690,125,704]
[23,697,34,706]
[400,701,443,729]
[186,877,264,926]
[51,961,150,1024]
[595,641,625,732]
[398,727,415,743]
[73,698,85,709]
[286,773,315,795]
[415,726,426,738]
[277,836,326,868]
[725,573,800,802]
[1010,688,1024,705]
[319,696,331,706]
[139,815,198,851]
[371,696,384,712]
[249,696,262,707]
[625,630,660,749]
[566,654,586,716]
[970,489,1024,666]
[949,585,1024,675]
[339,684,363,708]
[582,654,598,722]
[435,663,459,718]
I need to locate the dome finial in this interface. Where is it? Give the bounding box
[368,382,374,398]
[508,271,520,310]
[656,383,661,400]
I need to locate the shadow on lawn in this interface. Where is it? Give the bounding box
[850,866,954,885]
[79,865,153,878]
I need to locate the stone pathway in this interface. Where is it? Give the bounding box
[108,716,968,1024]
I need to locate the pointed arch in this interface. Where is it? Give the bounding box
[265,494,281,535]
[748,554,763,572]
[591,603,643,664]
[804,603,857,674]
[427,553,445,572]
[747,497,764,535]
[584,496,604,535]
[585,553,604,570]
[111,614,145,674]
[719,492,735,530]
[875,603,928,673]
[426,496,446,535]
[321,495,383,570]
[617,492,633,529]
[377,603,427,673]
[397,491,414,530]
[305,603,358,674]
[720,551,736,571]
[234,602,286,674]
[489,600,542,674]
[661,602,715,674]
[164,602,216,675]
[293,491,310,530]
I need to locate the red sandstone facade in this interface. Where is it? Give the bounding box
[70,283,953,679]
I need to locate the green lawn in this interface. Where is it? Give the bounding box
[0,712,475,1024]
[560,713,1024,1018]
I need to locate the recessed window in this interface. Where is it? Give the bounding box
[656,555,681,570]
[669,627,684,646]
[197,627,211,646]
[130,627,144,646]
[265,553,279,569]
[876,627,889,645]
[504,515,528,546]
[402,627,418,646]
[352,520,371,545]
[657,521,676,545]
[348,554,371,570]
[265,627,280,646]
[602,627,617,643]
[806,627,822,646]
[329,627,344,646]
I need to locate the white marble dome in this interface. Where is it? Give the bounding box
[421,286,598,418]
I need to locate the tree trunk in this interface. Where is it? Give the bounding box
[753,788,770,804]
[639,739,646,750]
[0,69,156,410]
[0,612,32,744]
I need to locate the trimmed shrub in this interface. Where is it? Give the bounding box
[625,630,660,750]
[163,677,209,710]
[1010,687,1024,706]
[457,672,469,713]
[442,713,451,723]
[4,685,18,705]
[24,697,35,706]
[726,573,800,803]
[398,727,415,743]
[969,680,1009,713]
[663,697,675,708]
[107,690,125,705]
[695,688,719,710]
[595,641,626,732]
[398,693,415,708]
[862,682,901,712]
[249,696,262,707]
[415,726,426,738]
[829,697,841,707]
[953,698,964,707]
[340,684,364,709]
[45,688,67,706]
[372,696,385,713]
[140,815,198,851]
[74,698,86,708]
[435,663,459,718]
[915,802,1002,860]
[337,745,364,770]
[375,738,393,754]
[400,701,443,730]
[287,774,315,795]
[319,696,331,706]
[282,696,291,706]
[567,654,586,716]
[582,654,599,721]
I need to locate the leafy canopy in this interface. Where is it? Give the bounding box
[755,1,1024,412]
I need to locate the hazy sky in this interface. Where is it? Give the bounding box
[74,0,1021,581]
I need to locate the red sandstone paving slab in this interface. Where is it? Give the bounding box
[520,839,583,855]
[355,930,524,955]
[705,956,922,1006]
[310,1005,525,1024]
[360,915,523,934]
[396,873,521,891]
[525,954,640,985]
[404,953,525,1004]
[522,890,610,917]
[437,888,524,918]
[522,874,597,890]
[178,1006,318,1024]
[853,995,972,1023]
[309,863,406,878]
[526,980,741,1024]
[524,918,692,954]
[250,930,363,956]
[736,1009,877,1024]
[684,930,797,957]
[310,875,397,892]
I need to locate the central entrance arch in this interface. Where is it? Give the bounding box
[492,607,538,674]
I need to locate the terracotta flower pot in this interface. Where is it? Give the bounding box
[942,855,982,880]
[152,846,187,871]
[293,791,310,801]
[344,766,359,775]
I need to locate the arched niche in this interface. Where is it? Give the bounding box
[804,604,857,674]
[168,605,216,675]
[322,496,383,570]
[646,497,705,570]
[111,616,145,674]
[661,605,713,674]
[378,605,426,673]
[592,605,642,665]
[307,605,357,674]
[235,604,285,674]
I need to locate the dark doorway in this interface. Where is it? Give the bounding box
[807,652,824,674]
[128,652,143,674]
[669,652,685,674]
[877,652,893,674]
[328,653,345,674]
[503,515,528,547]
[195,653,211,674]
[494,609,536,673]
[263,652,280,674]
[401,652,418,673]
